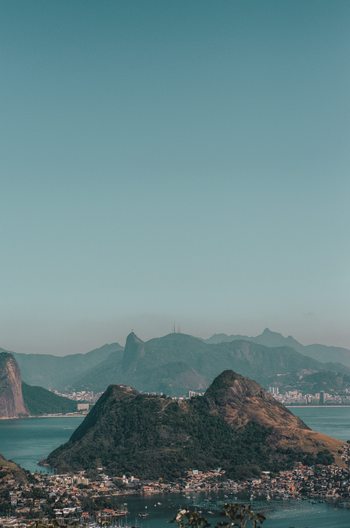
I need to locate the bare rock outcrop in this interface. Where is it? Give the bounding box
[0,352,29,419]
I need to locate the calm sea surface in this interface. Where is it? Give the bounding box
[0,407,350,527]
[288,406,350,442]
[0,416,84,473]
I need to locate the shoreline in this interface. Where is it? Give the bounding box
[0,413,87,420]
[32,412,87,418]
[287,405,350,408]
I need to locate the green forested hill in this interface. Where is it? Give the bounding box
[47,371,341,480]
[22,382,79,415]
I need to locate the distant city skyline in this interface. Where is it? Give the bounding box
[1,1,349,355]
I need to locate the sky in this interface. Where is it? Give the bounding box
[1,1,349,355]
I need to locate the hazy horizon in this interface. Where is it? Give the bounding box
[1,1,349,356]
[2,320,350,357]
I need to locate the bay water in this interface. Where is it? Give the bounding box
[0,407,350,527]
[0,416,84,473]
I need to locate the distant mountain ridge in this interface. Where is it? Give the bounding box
[46,370,345,480]
[12,343,123,390]
[71,331,350,396]
[204,328,350,368]
[2,329,350,397]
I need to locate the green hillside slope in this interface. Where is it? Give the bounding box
[22,382,79,415]
[0,453,29,484]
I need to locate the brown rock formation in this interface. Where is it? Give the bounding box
[0,352,29,419]
[205,370,346,466]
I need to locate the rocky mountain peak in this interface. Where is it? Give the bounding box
[122,332,145,372]
[205,369,309,431]
[0,352,29,419]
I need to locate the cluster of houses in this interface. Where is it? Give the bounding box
[1,444,349,526]
[247,457,350,501]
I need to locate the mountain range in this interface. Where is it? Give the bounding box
[2,329,350,397]
[46,370,345,480]
[70,331,350,396]
[204,328,350,368]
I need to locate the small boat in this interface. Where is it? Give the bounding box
[138,513,149,518]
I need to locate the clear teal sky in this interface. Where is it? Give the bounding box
[1,1,349,355]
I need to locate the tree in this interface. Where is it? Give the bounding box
[216,504,265,528]
[169,503,266,528]
[168,509,211,528]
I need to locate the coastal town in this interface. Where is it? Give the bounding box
[1,443,349,527]
[53,387,350,409]
[269,387,350,406]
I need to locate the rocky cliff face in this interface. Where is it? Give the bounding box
[0,352,29,419]
[121,332,146,372]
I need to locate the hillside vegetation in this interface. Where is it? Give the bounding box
[47,370,342,480]
[0,453,28,485]
[22,382,78,415]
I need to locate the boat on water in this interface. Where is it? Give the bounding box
[138,513,149,518]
